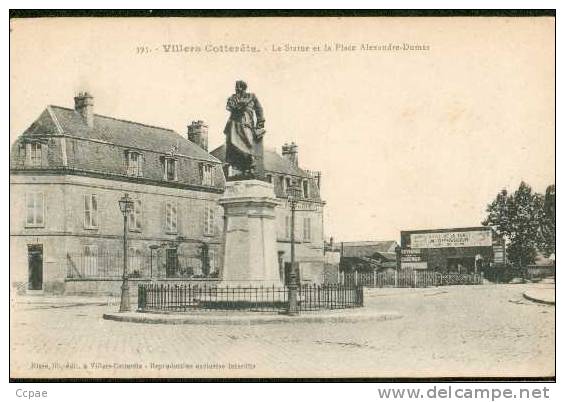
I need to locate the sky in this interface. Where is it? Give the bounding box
[9,17,555,242]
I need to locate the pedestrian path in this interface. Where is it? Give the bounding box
[523,287,555,305]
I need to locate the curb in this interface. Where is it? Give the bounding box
[102,309,402,325]
[523,291,555,306]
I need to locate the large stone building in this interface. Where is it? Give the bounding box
[10,93,326,294]
[10,93,225,294]
[211,143,326,284]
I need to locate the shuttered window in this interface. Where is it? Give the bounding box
[209,250,217,274]
[128,247,143,274]
[164,158,177,181]
[302,179,309,198]
[128,199,143,231]
[25,192,44,227]
[84,194,98,229]
[303,217,312,241]
[165,201,178,233]
[204,204,215,235]
[201,164,214,186]
[28,142,42,167]
[126,151,143,177]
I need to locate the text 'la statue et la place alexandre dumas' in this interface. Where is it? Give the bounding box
[157,42,431,54]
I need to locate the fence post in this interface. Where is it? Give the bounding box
[414,270,418,288]
[354,271,358,286]
[373,270,377,287]
[394,270,398,287]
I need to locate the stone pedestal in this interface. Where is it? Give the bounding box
[219,180,282,287]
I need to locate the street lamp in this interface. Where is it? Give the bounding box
[286,181,302,315]
[118,193,134,312]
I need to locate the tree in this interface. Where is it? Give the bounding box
[538,184,556,257]
[483,182,544,267]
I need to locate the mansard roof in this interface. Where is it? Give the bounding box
[11,106,224,192]
[210,144,323,202]
[24,106,220,162]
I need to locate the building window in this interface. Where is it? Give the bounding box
[128,198,142,232]
[25,192,44,227]
[285,215,291,239]
[285,177,292,191]
[201,164,214,186]
[165,201,178,233]
[302,179,309,198]
[209,249,217,275]
[126,151,143,177]
[27,142,42,167]
[163,158,177,181]
[128,247,143,276]
[84,194,98,229]
[204,204,215,235]
[279,176,286,192]
[303,217,312,241]
[84,245,98,277]
[265,174,272,183]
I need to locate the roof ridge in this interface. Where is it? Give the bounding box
[49,105,176,133]
[46,106,64,134]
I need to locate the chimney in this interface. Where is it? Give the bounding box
[282,141,298,166]
[74,92,94,128]
[187,120,209,151]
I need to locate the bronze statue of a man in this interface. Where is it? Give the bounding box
[223,80,265,178]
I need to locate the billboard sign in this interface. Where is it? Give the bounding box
[401,261,428,270]
[410,230,492,249]
[401,249,423,262]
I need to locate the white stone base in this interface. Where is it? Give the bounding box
[219,180,283,287]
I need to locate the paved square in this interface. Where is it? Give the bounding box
[10,284,554,379]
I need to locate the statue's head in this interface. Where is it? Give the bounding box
[235,80,247,94]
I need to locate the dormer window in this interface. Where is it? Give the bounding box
[302,179,309,198]
[201,163,214,186]
[163,157,178,181]
[25,141,43,167]
[125,150,143,177]
[285,176,291,191]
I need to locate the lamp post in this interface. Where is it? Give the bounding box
[118,193,134,312]
[286,182,302,315]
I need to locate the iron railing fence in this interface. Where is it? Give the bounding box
[66,252,214,279]
[138,283,364,313]
[340,270,483,288]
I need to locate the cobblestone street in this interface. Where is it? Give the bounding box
[10,284,554,379]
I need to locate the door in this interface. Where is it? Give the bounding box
[28,244,43,290]
[166,248,178,278]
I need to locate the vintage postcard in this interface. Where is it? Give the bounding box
[9,13,555,380]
